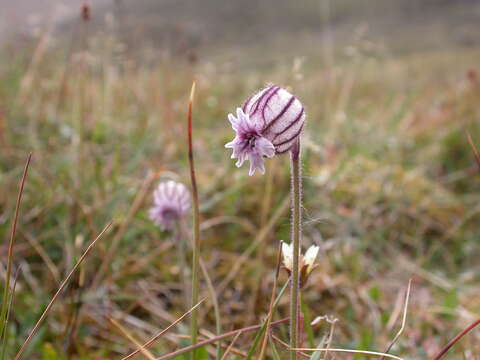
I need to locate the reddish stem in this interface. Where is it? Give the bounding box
[155,318,289,360]
[432,318,480,360]
[187,82,201,353]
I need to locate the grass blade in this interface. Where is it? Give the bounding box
[0,268,21,360]
[199,259,222,360]
[258,241,284,360]
[0,152,32,350]
[269,334,281,360]
[219,332,241,360]
[381,279,412,359]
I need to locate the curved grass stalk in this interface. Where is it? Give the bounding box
[0,153,32,360]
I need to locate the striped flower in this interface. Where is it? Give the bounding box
[149,180,190,231]
[225,85,305,175]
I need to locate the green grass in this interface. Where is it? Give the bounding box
[1,28,480,359]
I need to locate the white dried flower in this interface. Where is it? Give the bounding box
[282,242,319,286]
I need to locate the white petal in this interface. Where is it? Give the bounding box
[304,245,319,273]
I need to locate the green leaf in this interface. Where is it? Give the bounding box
[194,346,209,360]
[301,296,315,348]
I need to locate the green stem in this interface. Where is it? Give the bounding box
[289,141,302,360]
[187,83,200,359]
[176,223,191,309]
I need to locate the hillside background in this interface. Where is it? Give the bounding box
[3,0,480,60]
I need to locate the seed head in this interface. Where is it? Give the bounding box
[149,180,190,231]
[225,85,305,175]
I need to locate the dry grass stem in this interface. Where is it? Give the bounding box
[121,299,205,360]
[109,317,157,360]
[381,279,412,358]
[293,347,404,360]
[0,152,32,351]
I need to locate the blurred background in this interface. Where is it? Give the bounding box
[1,1,480,359]
[3,0,480,60]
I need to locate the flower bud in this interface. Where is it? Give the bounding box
[149,180,190,231]
[225,85,305,175]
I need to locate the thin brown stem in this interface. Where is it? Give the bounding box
[0,152,32,344]
[432,318,480,360]
[381,279,412,360]
[467,131,480,171]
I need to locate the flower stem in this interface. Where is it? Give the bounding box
[187,82,200,358]
[289,141,302,360]
[176,223,191,308]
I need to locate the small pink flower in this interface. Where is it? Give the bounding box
[225,85,305,175]
[149,180,190,231]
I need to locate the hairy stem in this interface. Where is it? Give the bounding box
[289,141,302,360]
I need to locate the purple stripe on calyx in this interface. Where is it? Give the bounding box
[252,86,279,120]
[259,86,281,118]
[273,107,304,140]
[250,86,277,115]
[274,123,304,148]
[263,95,296,132]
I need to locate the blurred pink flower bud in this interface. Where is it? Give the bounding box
[149,180,190,231]
[225,85,305,175]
